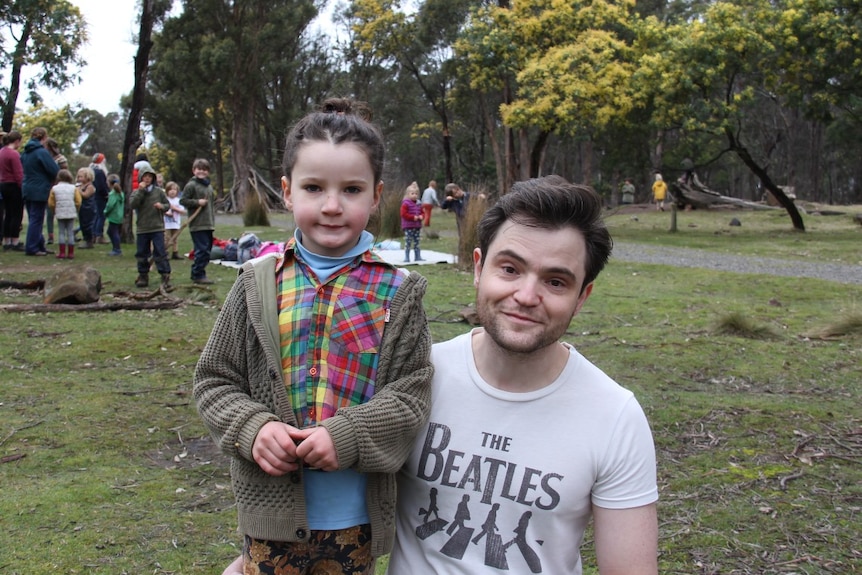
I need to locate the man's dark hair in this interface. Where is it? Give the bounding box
[476,175,613,292]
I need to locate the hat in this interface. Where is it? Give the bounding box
[92,153,105,164]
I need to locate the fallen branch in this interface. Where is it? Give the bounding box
[0,420,44,447]
[0,299,183,313]
[0,279,44,290]
[1,453,26,464]
[778,470,804,490]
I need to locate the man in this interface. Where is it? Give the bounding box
[21,127,60,256]
[389,175,658,574]
[420,179,439,227]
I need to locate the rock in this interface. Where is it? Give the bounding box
[729,217,742,227]
[43,265,102,304]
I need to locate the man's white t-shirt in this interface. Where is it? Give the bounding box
[388,329,658,574]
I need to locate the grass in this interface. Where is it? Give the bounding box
[1,204,860,574]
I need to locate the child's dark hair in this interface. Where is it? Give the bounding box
[282,98,384,184]
[56,169,74,184]
[193,158,210,171]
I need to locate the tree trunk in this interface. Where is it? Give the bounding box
[120,0,158,241]
[483,101,505,195]
[725,127,805,231]
[2,21,32,132]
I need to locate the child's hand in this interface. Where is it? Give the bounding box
[252,421,302,476]
[198,198,207,206]
[291,427,338,471]
[154,202,164,210]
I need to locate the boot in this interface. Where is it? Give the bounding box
[160,273,172,290]
[67,245,75,260]
[135,273,149,288]
[95,235,108,244]
[80,239,94,249]
[57,244,66,259]
[403,249,410,262]
[47,233,54,245]
[414,248,424,261]
[171,251,181,260]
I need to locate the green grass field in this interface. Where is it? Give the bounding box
[1,204,860,574]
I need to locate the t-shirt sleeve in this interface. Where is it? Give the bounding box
[591,395,658,509]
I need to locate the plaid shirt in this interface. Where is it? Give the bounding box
[276,240,404,427]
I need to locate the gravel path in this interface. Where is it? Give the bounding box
[612,242,862,285]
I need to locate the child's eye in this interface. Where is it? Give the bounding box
[345,186,362,195]
[304,184,321,193]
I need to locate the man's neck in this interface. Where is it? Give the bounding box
[470,329,569,393]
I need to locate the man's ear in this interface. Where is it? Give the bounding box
[573,282,594,316]
[472,248,483,287]
[281,176,292,209]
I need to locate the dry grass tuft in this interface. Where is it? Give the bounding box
[803,312,862,339]
[712,312,782,339]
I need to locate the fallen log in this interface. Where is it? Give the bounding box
[0,279,45,290]
[0,299,183,313]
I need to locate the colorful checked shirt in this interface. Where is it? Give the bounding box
[276,239,404,428]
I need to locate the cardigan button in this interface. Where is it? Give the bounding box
[296,529,307,539]
[269,369,278,380]
[290,472,300,484]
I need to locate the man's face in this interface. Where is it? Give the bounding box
[473,221,593,355]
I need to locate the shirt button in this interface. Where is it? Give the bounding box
[296,529,307,539]
[309,367,317,376]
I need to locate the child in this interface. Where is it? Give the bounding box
[47,169,80,259]
[179,159,215,284]
[128,166,171,288]
[163,181,186,260]
[104,173,124,256]
[76,167,97,249]
[652,173,667,211]
[195,98,432,575]
[400,181,424,262]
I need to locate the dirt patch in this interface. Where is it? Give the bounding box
[147,434,230,471]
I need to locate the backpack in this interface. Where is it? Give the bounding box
[237,232,262,264]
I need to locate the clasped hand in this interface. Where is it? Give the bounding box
[252,421,338,476]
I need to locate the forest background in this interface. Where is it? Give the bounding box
[2,0,862,230]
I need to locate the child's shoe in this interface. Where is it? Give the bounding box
[108,249,122,256]
[67,245,75,259]
[135,273,149,288]
[160,273,172,290]
[57,245,66,259]
[171,251,181,260]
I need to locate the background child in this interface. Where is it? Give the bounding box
[128,167,171,288]
[104,173,124,256]
[652,173,667,211]
[194,98,432,575]
[163,181,186,260]
[400,181,424,262]
[47,169,80,259]
[76,167,97,249]
[179,159,215,284]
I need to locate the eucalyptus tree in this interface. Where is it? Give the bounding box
[456,0,640,191]
[148,0,330,211]
[0,0,86,131]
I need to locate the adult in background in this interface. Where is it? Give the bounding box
[389,176,658,575]
[90,153,110,244]
[0,131,25,251]
[621,177,636,205]
[441,182,485,239]
[21,128,60,256]
[421,179,439,227]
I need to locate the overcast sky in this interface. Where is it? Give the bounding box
[39,0,140,115]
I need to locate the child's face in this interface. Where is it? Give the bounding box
[77,172,88,184]
[193,166,209,179]
[166,186,178,198]
[407,189,419,201]
[282,141,381,258]
[140,174,154,187]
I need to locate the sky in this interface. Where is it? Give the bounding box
[39,0,141,115]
